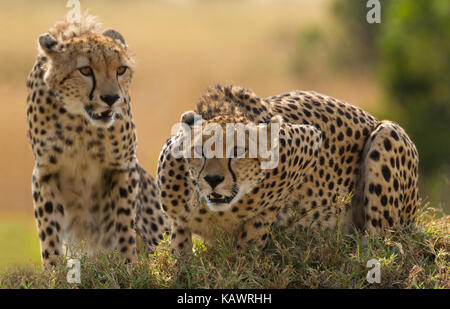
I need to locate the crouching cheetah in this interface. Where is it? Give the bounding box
[157,84,420,255]
[26,15,169,267]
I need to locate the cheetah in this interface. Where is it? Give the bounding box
[157,84,420,255]
[26,15,169,267]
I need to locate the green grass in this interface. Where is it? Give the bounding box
[0,205,448,289]
[0,218,41,270]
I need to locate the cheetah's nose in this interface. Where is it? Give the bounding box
[100,94,120,106]
[204,174,224,190]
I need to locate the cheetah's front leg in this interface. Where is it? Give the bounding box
[157,142,195,257]
[32,168,64,268]
[237,209,279,250]
[169,221,193,257]
[113,170,138,262]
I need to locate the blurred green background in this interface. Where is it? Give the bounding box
[0,0,448,270]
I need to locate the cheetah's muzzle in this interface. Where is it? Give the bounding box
[207,192,234,204]
[85,106,115,122]
[205,185,239,208]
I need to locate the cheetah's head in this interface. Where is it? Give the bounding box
[178,111,282,212]
[38,27,135,127]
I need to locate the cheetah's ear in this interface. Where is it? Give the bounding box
[38,33,59,55]
[268,115,283,125]
[103,29,126,45]
[180,111,202,127]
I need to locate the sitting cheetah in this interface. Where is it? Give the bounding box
[26,15,169,267]
[157,84,420,255]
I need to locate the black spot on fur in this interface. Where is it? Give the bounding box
[369,150,380,161]
[384,138,392,151]
[44,201,53,213]
[381,165,391,182]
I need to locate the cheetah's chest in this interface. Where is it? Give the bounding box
[28,107,136,249]
[28,101,135,170]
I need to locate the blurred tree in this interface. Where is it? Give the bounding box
[290,0,386,76]
[328,0,449,206]
[291,0,390,74]
[378,0,450,177]
[330,0,389,67]
[291,26,330,76]
[294,0,449,180]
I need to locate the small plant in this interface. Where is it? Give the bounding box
[333,192,354,242]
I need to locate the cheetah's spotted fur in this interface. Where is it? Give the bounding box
[26,15,169,267]
[157,84,420,255]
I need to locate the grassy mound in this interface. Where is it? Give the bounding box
[0,205,448,289]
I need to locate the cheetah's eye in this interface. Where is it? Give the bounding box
[117,66,128,76]
[78,66,93,76]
